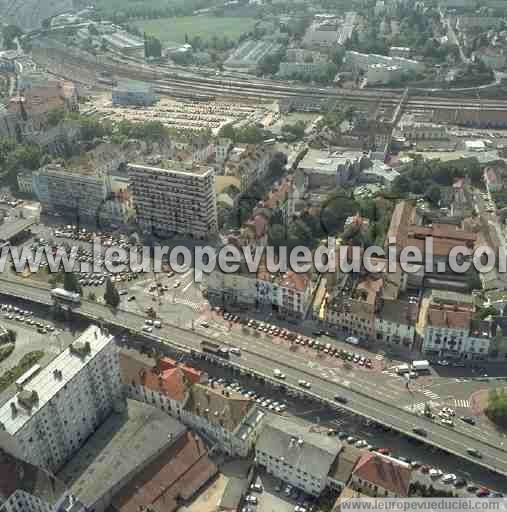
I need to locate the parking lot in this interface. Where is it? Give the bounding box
[88,94,263,134]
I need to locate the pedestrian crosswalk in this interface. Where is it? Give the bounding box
[422,389,440,400]
[174,298,205,312]
[404,400,440,414]
[454,399,471,408]
[382,370,398,377]
[375,354,384,361]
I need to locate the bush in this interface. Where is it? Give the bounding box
[486,388,507,427]
[0,351,44,392]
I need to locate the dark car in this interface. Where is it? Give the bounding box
[412,427,427,437]
[460,416,476,425]
[467,448,482,458]
[454,478,467,488]
[334,395,348,404]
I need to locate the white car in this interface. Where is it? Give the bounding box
[442,407,455,416]
[298,380,311,389]
[153,320,162,328]
[145,319,154,326]
[429,468,443,479]
[245,495,258,504]
[441,418,454,426]
[229,347,241,356]
[355,440,368,448]
[442,474,456,483]
[142,326,153,333]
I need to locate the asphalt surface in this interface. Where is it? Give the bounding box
[1,277,507,477]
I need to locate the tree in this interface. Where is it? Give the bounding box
[47,107,66,127]
[145,35,162,58]
[486,388,507,428]
[63,272,81,294]
[104,278,120,308]
[2,25,22,50]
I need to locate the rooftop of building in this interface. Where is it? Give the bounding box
[58,399,186,508]
[363,162,400,182]
[0,447,70,507]
[429,288,474,306]
[102,30,144,48]
[352,452,412,497]
[128,160,214,177]
[256,415,342,480]
[299,149,363,173]
[380,299,419,326]
[184,382,254,432]
[120,351,203,402]
[328,445,362,484]
[427,303,473,330]
[0,325,114,435]
[111,430,217,512]
[113,79,153,93]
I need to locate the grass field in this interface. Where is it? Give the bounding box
[131,16,257,44]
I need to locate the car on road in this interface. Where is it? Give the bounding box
[346,436,356,444]
[476,488,490,498]
[334,395,348,404]
[466,484,479,492]
[355,440,368,448]
[154,320,162,328]
[245,495,258,504]
[338,431,348,439]
[250,483,263,493]
[412,427,427,437]
[127,295,136,301]
[453,478,466,487]
[429,468,443,479]
[437,360,450,366]
[442,474,456,484]
[440,417,454,426]
[298,380,311,389]
[466,448,481,458]
[173,281,181,288]
[420,464,431,473]
[119,289,128,295]
[142,326,153,333]
[460,416,476,425]
[274,369,286,379]
[229,347,241,356]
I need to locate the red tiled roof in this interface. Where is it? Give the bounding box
[112,431,218,512]
[120,353,201,401]
[353,453,412,497]
[427,304,472,330]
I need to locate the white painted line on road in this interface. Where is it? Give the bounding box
[182,281,193,293]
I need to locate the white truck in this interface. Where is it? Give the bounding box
[395,364,411,375]
[345,336,359,346]
[412,360,430,372]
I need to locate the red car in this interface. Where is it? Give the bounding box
[476,487,490,498]
[377,448,390,455]
[420,465,431,473]
[365,359,373,368]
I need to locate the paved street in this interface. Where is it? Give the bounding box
[1,275,507,477]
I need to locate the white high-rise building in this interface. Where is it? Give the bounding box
[128,160,218,239]
[0,325,124,474]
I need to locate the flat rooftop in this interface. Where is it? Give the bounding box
[0,325,113,435]
[299,149,362,174]
[58,399,186,508]
[129,160,214,177]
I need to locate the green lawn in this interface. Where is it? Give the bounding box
[131,16,257,44]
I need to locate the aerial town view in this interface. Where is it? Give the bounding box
[3,0,507,510]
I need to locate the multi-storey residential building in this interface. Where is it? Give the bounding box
[420,304,491,360]
[120,351,264,457]
[389,47,411,59]
[17,172,33,195]
[224,144,274,192]
[120,352,204,418]
[33,164,109,220]
[375,300,418,348]
[0,325,124,474]
[182,383,265,457]
[0,448,86,512]
[128,160,218,239]
[255,415,342,496]
[215,137,233,163]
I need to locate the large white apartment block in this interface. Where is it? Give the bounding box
[32,164,110,220]
[255,416,341,497]
[0,326,123,474]
[128,161,218,239]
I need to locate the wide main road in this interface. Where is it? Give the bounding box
[1,277,507,475]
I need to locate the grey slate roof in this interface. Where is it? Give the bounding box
[256,415,341,479]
